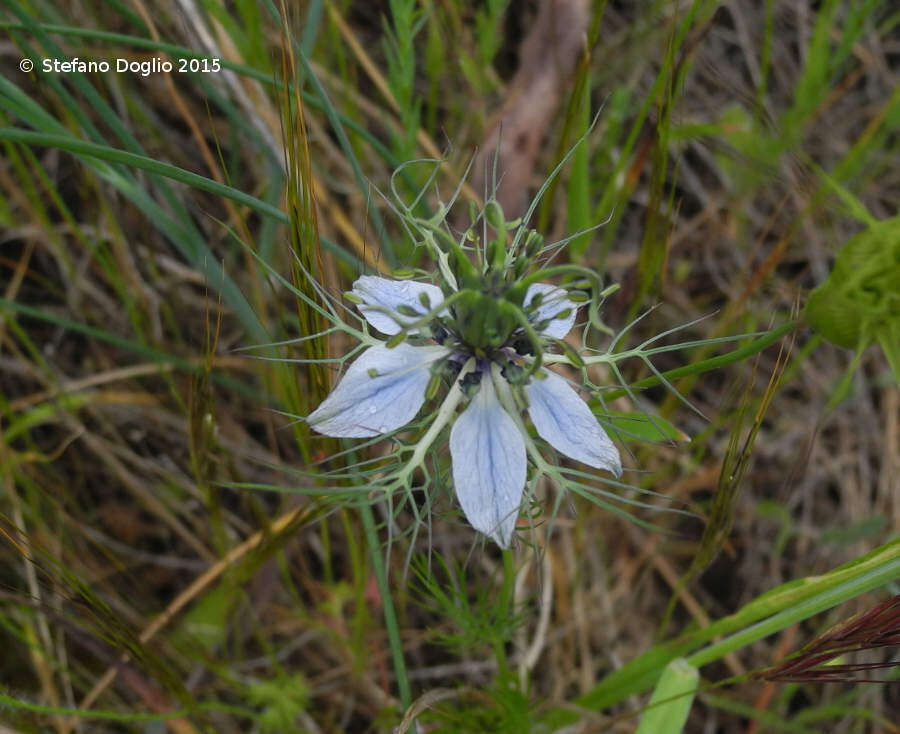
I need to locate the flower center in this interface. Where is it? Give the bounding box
[447,290,521,353]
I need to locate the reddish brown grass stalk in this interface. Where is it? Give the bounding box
[753,596,900,683]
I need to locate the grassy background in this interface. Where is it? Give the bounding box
[1,1,898,732]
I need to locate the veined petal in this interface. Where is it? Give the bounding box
[525,370,622,476]
[352,275,445,335]
[307,343,447,438]
[450,372,527,548]
[525,283,578,339]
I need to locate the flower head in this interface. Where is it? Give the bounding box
[308,237,621,547]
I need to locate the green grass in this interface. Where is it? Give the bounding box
[1,1,898,732]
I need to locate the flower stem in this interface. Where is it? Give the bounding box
[359,502,411,711]
[494,548,516,677]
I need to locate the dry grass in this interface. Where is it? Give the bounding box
[1,1,898,732]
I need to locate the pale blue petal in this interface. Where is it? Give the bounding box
[450,373,527,547]
[307,344,447,437]
[352,275,445,335]
[525,283,578,338]
[525,370,621,476]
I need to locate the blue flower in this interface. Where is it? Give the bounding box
[307,275,621,547]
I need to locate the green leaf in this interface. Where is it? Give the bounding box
[635,658,698,734]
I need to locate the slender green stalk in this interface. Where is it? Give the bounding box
[686,555,900,670]
[359,503,412,711]
[494,549,516,677]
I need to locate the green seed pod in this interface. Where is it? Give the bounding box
[392,268,418,279]
[395,304,420,317]
[418,291,433,309]
[344,291,363,304]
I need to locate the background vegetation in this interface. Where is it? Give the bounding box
[1,0,898,732]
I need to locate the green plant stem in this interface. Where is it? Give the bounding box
[359,502,412,711]
[685,554,900,670]
[495,549,516,677]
